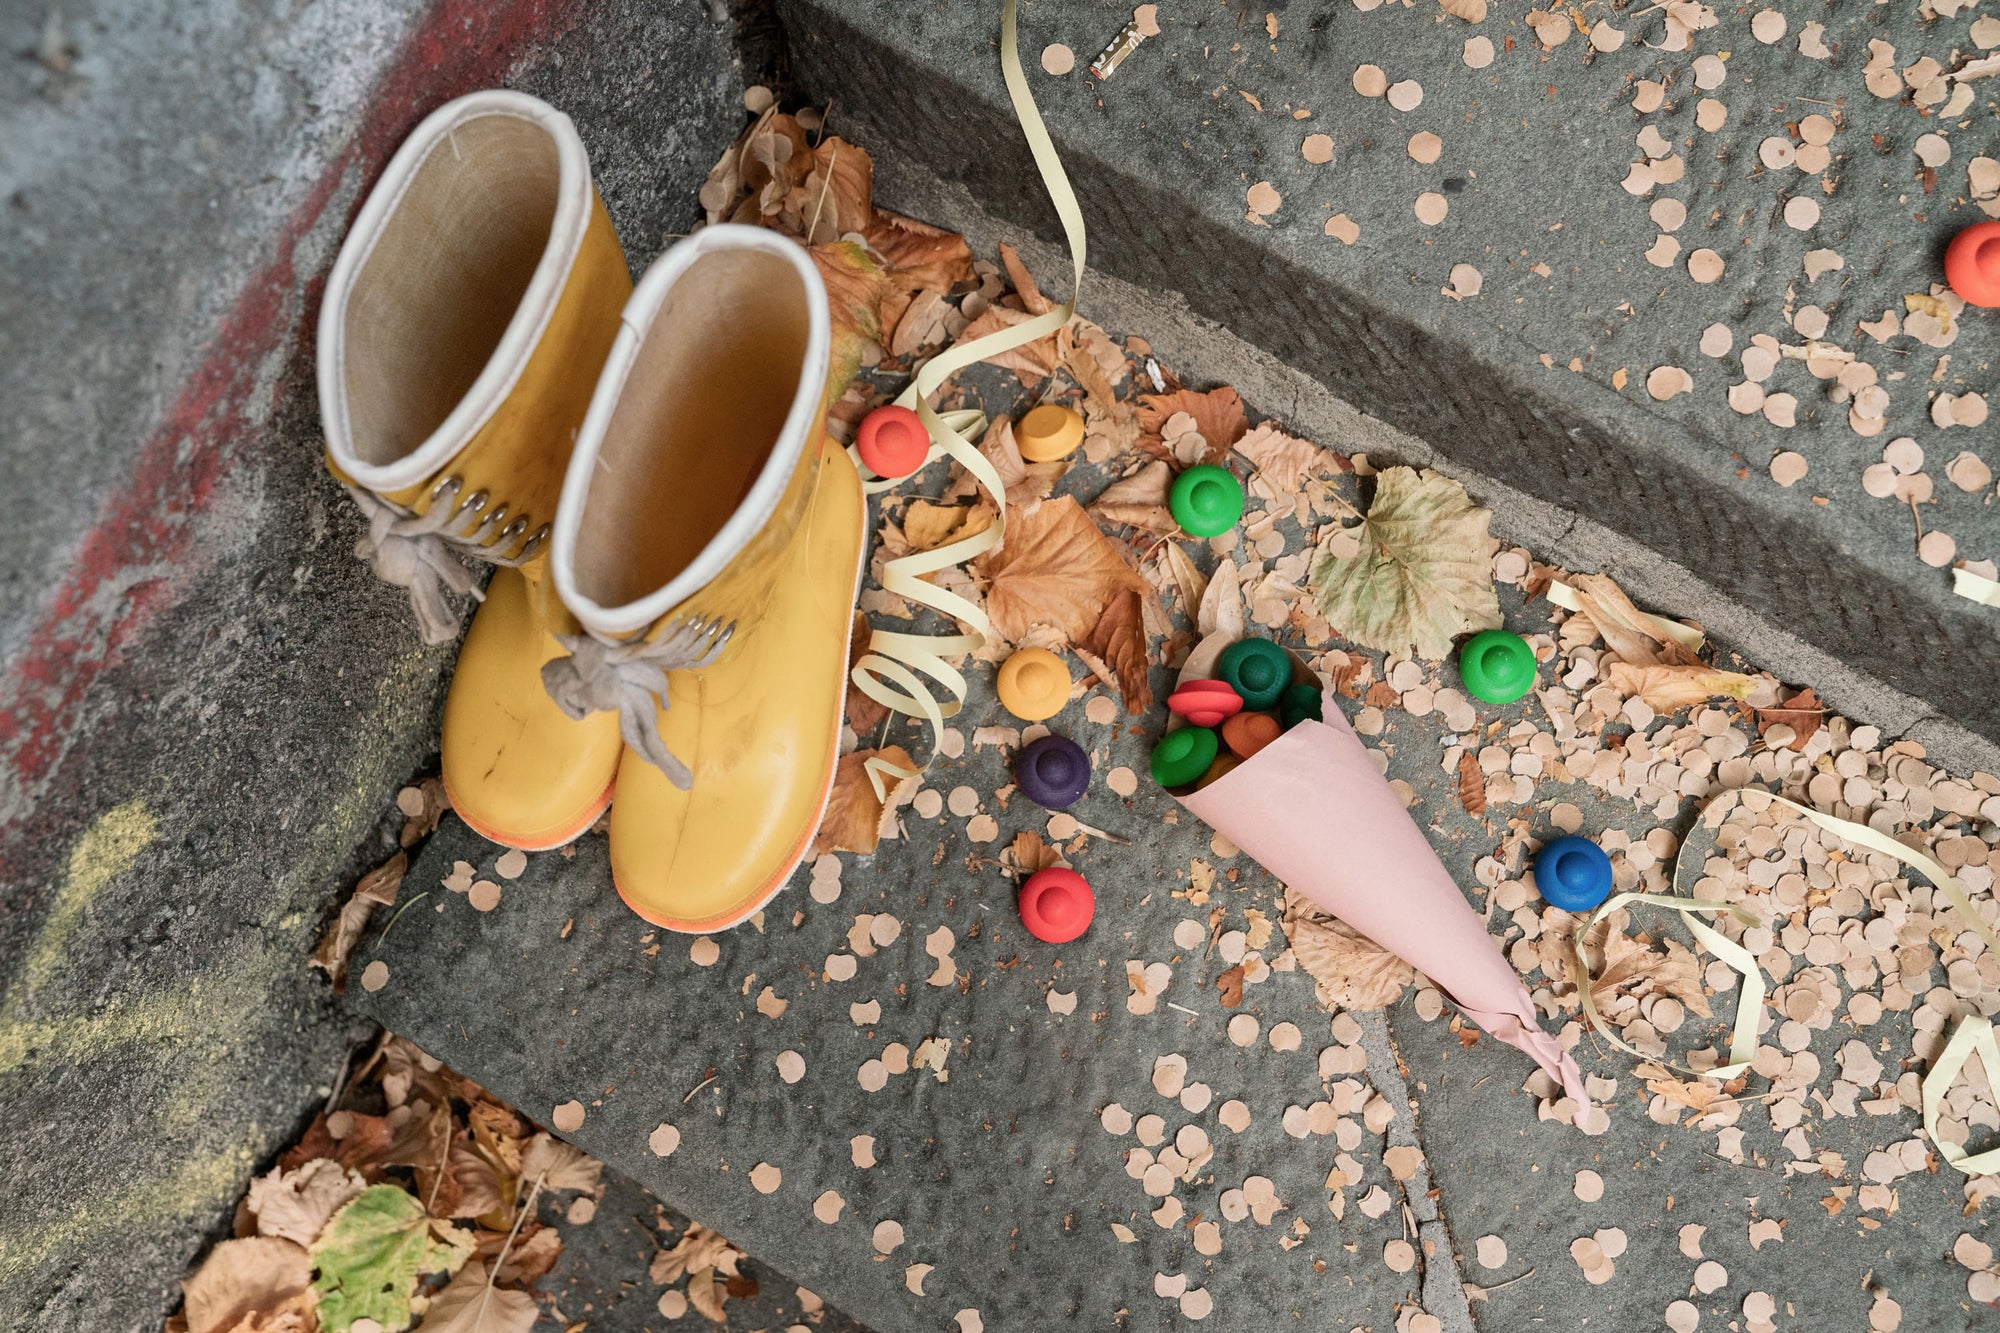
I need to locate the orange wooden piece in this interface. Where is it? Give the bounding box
[1222,712,1281,759]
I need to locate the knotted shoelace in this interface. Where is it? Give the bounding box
[538,618,733,789]
[347,481,540,645]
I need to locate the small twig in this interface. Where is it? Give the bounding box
[806,141,840,244]
[1465,1266,1538,1298]
[811,97,835,148]
[323,1044,356,1118]
[373,890,433,951]
[684,1074,719,1104]
[481,1169,548,1327]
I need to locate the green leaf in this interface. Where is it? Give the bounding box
[1308,466,1501,660]
[309,1184,472,1333]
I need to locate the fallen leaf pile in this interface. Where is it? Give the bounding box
[170,1033,599,1333]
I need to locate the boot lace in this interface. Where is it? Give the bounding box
[348,475,549,645]
[539,616,735,789]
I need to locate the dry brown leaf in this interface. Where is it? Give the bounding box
[902,500,996,553]
[180,1237,313,1333]
[797,137,873,245]
[812,745,919,856]
[1006,830,1068,875]
[1439,0,1488,19]
[1756,687,1824,751]
[1085,588,1155,714]
[1282,887,1415,1011]
[809,241,892,388]
[1234,421,1345,495]
[397,776,447,847]
[863,208,976,293]
[1217,964,1246,1008]
[520,1132,602,1194]
[1163,539,1210,614]
[1605,662,1756,712]
[844,613,890,737]
[1566,573,1700,666]
[999,241,1057,315]
[1137,386,1248,461]
[1456,750,1487,817]
[1308,466,1501,660]
[1585,921,1712,1018]
[1646,1074,1725,1114]
[310,851,405,991]
[419,1260,538,1333]
[958,301,1062,383]
[1090,460,1177,533]
[246,1159,365,1248]
[975,497,1157,712]
[948,416,1067,512]
[445,1138,504,1221]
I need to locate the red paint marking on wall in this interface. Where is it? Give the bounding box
[0,0,590,840]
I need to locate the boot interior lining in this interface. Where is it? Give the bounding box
[573,249,809,610]
[341,113,562,467]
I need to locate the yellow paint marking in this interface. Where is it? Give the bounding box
[14,799,158,1001]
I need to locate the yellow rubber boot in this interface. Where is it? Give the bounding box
[544,226,867,929]
[317,90,629,847]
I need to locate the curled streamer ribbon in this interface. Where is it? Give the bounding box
[1578,784,2000,1172]
[846,0,1088,800]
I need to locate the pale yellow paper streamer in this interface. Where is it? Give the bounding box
[1925,1014,2000,1176]
[847,0,1088,799]
[1580,783,2000,1169]
[1572,885,1763,1081]
[1954,565,2000,609]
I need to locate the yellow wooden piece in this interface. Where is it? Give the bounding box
[1016,403,1084,462]
[607,440,866,931]
[997,648,1072,722]
[441,558,622,849]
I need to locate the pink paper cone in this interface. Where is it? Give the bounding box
[1178,693,1590,1119]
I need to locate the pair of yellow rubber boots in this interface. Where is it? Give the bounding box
[316,91,866,931]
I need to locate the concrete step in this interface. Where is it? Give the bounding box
[775,0,2000,758]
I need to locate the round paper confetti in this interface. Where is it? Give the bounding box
[1699,323,1733,357]
[359,960,390,992]
[1041,44,1075,75]
[1408,131,1442,164]
[814,1189,845,1223]
[873,1220,904,1254]
[552,1100,585,1132]
[1769,451,1808,487]
[1134,5,1161,36]
[494,848,527,879]
[1386,80,1423,111]
[1302,133,1335,164]
[1414,193,1448,226]
[776,1050,806,1083]
[1573,1169,1604,1202]
[1688,249,1725,283]
[1919,531,1957,567]
[1464,36,1494,67]
[690,936,720,966]
[1247,181,1283,216]
[1325,214,1360,244]
[468,880,501,912]
[1476,1235,1507,1268]
[750,1162,782,1193]
[1783,196,1821,230]
[648,1122,680,1156]
[1353,65,1387,98]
